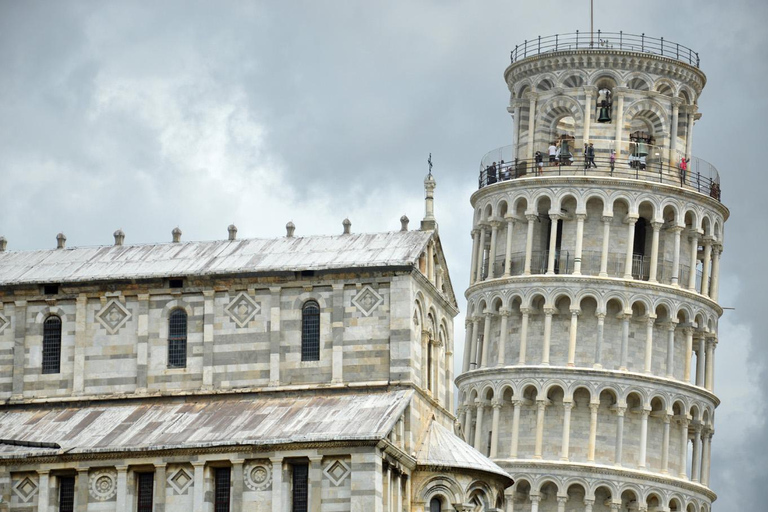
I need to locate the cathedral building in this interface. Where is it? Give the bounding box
[0,175,510,512]
[457,32,727,512]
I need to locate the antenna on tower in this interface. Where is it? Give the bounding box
[590,0,594,47]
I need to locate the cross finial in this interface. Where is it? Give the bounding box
[427,153,433,176]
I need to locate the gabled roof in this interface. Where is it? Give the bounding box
[0,390,413,459]
[415,419,511,481]
[0,231,434,286]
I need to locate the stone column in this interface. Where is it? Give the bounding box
[639,409,650,469]
[546,213,561,275]
[567,309,580,367]
[271,458,283,512]
[557,497,567,512]
[530,495,541,512]
[644,315,656,374]
[561,401,573,461]
[524,214,537,275]
[573,213,586,275]
[480,311,493,368]
[116,466,128,512]
[497,308,510,366]
[705,338,716,391]
[269,286,282,386]
[503,217,515,277]
[661,414,671,473]
[599,216,612,277]
[679,419,689,479]
[462,319,472,373]
[202,290,215,389]
[671,226,683,287]
[512,105,522,154]
[696,332,706,387]
[685,112,695,161]
[542,307,555,365]
[594,313,605,369]
[666,321,677,379]
[519,308,531,364]
[309,456,323,512]
[583,87,595,143]
[76,469,89,511]
[701,238,713,297]
[683,327,694,383]
[619,314,630,371]
[687,231,699,291]
[232,460,246,512]
[533,400,547,459]
[702,431,713,486]
[526,93,537,161]
[510,400,523,458]
[588,403,599,462]
[614,92,625,155]
[488,220,501,279]
[710,244,722,300]
[490,399,502,458]
[193,462,206,512]
[37,470,49,512]
[614,406,626,466]
[463,404,474,442]
[691,425,703,482]
[649,221,662,283]
[475,225,488,282]
[670,100,680,162]
[584,498,595,512]
[473,400,486,451]
[136,294,149,392]
[154,463,167,512]
[73,294,87,394]
[468,317,480,370]
[623,216,638,279]
[469,229,481,285]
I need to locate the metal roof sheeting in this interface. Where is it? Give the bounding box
[415,420,511,480]
[0,231,433,286]
[0,390,413,458]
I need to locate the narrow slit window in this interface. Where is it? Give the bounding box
[59,476,75,512]
[292,463,309,512]
[137,473,154,512]
[168,310,188,368]
[301,301,320,361]
[214,467,231,512]
[42,316,62,374]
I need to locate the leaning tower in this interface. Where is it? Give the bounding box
[456,32,727,512]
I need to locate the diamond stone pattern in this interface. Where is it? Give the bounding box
[95,299,131,334]
[13,476,38,503]
[323,459,351,487]
[225,292,261,328]
[0,313,8,334]
[351,285,384,317]
[168,467,193,495]
[244,460,272,491]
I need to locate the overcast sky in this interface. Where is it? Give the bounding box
[0,1,764,509]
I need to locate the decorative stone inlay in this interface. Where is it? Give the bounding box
[12,476,37,503]
[96,299,131,334]
[89,469,118,501]
[168,467,193,495]
[244,460,272,491]
[351,285,383,317]
[323,459,351,486]
[225,292,261,328]
[0,312,8,334]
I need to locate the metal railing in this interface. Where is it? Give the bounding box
[478,153,721,201]
[510,31,700,68]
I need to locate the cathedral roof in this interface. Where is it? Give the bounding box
[0,390,413,458]
[0,230,435,286]
[415,419,512,481]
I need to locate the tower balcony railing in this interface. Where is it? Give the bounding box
[478,149,721,201]
[480,250,707,290]
[510,31,700,68]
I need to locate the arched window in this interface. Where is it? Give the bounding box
[168,309,188,368]
[301,301,320,361]
[430,497,442,512]
[42,316,62,374]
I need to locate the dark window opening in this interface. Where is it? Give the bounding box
[427,342,433,392]
[214,467,231,512]
[42,316,62,374]
[292,463,309,512]
[137,473,154,512]
[168,309,188,368]
[169,278,184,289]
[430,497,442,512]
[59,476,75,512]
[301,301,320,361]
[634,218,648,257]
[300,270,315,278]
[44,284,59,295]
[487,431,493,457]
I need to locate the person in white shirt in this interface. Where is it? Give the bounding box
[548,143,557,165]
